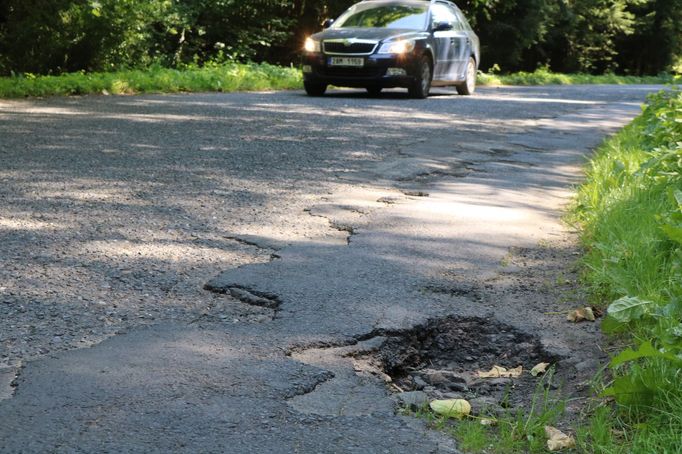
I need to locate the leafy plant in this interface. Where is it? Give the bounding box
[573,86,682,451]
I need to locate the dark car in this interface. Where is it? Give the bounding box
[301,0,479,98]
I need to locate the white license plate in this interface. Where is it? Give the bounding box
[329,57,365,67]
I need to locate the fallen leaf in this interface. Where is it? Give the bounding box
[530,362,551,377]
[567,307,596,322]
[480,418,497,426]
[429,399,471,419]
[545,426,576,451]
[476,365,523,378]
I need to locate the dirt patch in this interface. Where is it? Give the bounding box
[352,316,562,414]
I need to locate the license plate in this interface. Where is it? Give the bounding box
[329,57,364,67]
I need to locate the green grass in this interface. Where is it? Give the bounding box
[0,62,303,98]
[406,371,568,454]
[0,64,677,99]
[570,86,682,453]
[478,69,677,86]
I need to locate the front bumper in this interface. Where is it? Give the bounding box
[302,52,418,88]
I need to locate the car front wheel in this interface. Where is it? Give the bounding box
[456,57,476,96]
[304,81,327,96]
[408,55,432,99]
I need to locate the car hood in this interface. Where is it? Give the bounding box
[312,28,427,43]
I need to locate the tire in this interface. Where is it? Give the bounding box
[304,81,327,96]
[408,55,432,99]
[366,86,382,97]
[456,57,477,96]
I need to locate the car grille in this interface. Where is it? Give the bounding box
[322,66,386,78]
[323,41,377,55]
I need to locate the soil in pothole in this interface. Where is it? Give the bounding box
[354,316,563,415]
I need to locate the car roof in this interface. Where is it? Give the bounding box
[355,0,460,10]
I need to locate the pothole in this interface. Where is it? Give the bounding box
[353,316,562,414]
[203,283,281,310]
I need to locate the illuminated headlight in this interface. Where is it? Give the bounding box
[304,37,321,53]
[378,40,416,54]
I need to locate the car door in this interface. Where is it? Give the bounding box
[452,9,475,79]
[431,3,469,82]
[430,3,457,81]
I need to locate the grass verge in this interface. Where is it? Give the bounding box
[478,69,677,86]
[0,62,302,98]
[0,65,677,99]
[570,86,682,452]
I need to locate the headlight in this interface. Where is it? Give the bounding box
[377,40,416,54]
[304,37,321,53]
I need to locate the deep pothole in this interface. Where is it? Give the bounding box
[354,316,562,414]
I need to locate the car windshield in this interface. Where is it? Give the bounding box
[332,3,428,30]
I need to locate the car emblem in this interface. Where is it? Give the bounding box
[343,39,353,47]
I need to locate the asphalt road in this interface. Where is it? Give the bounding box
[0,85,659,452]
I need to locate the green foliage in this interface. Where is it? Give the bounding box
[0,0,679,76]
[0,63,302,98]
[607,296,656,323]
[572,87,682,451]
[477,68,677,86]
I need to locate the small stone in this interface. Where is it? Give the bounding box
[397,391,429,410]
[486,378,513,387]
[423,371,448,386]
[470,396,502,415]
[412,375,428,389]
[574,359,600,372]
[447,381,469,392]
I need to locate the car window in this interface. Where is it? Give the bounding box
[431,4,463,30]
[333,3,429,29]
[455,10,472,31]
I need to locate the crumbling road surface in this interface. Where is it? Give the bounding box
[0,86,659,452]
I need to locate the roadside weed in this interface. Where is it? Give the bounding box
[478,69,678,86]
[571,86,682,452]
[0,63,303,98]
[454,420,490,452]
[408,370,567,453]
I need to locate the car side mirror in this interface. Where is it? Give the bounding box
[322,18,334,29]
[434,21,453,31]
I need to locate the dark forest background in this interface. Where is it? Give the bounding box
[0,0,679,76]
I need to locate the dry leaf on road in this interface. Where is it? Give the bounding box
[567,307,595,322]
[545,426,576,451]
[476,365,523,378]
[530,362,551,376]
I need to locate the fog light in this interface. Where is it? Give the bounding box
[387,68,407,76]
[302,65,312,73]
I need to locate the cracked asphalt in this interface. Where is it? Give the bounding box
[0,85,660,452]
